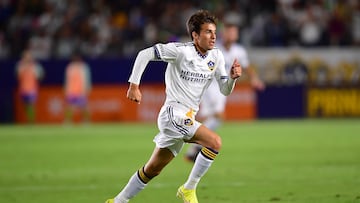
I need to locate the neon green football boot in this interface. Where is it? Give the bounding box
[105,198,129,203]
[176,185,198,203]
[105,199,114,203]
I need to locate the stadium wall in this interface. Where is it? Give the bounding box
[1,48,359,123]
[13,84,256,123]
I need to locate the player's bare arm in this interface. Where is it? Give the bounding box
[127,83,142,104]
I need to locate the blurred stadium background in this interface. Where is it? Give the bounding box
[0,0,359,123]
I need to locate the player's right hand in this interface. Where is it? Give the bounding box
[127,83,142,104]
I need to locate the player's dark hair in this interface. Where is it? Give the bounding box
[187,10,217,40]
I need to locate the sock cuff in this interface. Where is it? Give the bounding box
[200,147,218,160]
[137,167,151,184]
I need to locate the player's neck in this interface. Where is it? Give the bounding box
[194,43,207,55]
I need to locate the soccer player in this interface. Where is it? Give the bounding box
[64,54,92,123]
[185,18,265,162]
[105,10,242,203]
[16,50,44,123]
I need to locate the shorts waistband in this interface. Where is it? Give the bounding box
[164,101,197,115]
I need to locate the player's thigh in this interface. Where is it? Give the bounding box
[144,147,174,176]
[188,125,221,151]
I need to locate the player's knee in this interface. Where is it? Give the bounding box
[210,135,222,151]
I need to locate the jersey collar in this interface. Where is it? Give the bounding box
[196,50,208,59]
[193,43,208,59]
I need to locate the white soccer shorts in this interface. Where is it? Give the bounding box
[153,102,201,156]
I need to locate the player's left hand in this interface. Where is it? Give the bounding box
[230,59,242,79]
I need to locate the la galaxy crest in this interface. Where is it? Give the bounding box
[184,118,193,126]
[207,61,215,71]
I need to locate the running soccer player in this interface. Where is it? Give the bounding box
[185,17,265,162]
[105,10,242,203]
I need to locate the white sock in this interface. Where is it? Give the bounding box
[203,117,222,131]
[114,172,147,203]
[183,147,218,189]
[114,197,129,203]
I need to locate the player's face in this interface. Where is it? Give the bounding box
[193,23,216,54]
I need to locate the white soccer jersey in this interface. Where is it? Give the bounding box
[153,42,230,112]
[199,42,249,117]
[128,42,237,154]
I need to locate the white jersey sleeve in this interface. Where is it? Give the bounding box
[154,43,178,63]
[128,43,180,85]
[128,47,156,85]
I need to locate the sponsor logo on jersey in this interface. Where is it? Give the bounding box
[208,61,215,71]
[180,70,211,83]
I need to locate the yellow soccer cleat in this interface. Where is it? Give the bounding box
[105,199,114,203]
[176,185,198,203]
[105,198,128,203]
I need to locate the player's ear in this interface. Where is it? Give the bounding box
[192,31,198,41]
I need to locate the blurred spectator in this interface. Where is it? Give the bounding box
[6,3,32,57]
[88,5,112,45]
[0,0,15,31]
[0,0,359,59]
[352,2,360,45]
[0,30,9,59]
[27,28,53,59]
[264,12,290,47]
[143,19,159,45]
[327,0,352,46]
[248,14,267,46]
[37,2,63,36]
[64,53,92,123]
[15,50,44,123]
[53,24,78,59]
[328,10,348,46]
[298,2,327,46]
[79,34,107,58]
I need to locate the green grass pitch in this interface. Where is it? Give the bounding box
[1,119,360,203]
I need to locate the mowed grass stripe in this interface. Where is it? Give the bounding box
[0,119,359,203]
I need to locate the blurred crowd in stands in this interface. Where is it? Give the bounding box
[0,0,359,60]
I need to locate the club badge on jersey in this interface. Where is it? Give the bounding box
[207,61,215,71]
